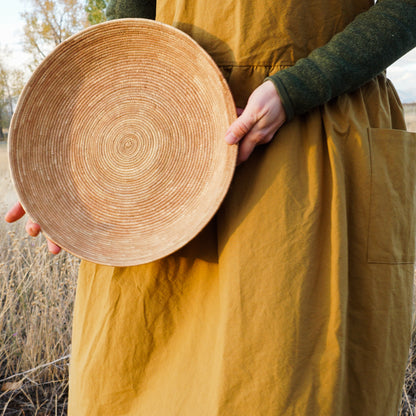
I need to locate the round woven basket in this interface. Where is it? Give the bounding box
[9,18,237,266]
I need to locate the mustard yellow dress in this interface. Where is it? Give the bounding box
[68,1,416,415]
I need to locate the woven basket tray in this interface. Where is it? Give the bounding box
[9,19,237,266]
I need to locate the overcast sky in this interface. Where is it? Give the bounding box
[386,49,416,103]
[1,0,416,103]
[0,0,32,70]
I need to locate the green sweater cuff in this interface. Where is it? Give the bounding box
[268,0,416,120]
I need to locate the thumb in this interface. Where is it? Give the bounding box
[225,111,256,145]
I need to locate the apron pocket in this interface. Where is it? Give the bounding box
[367,127,416,264]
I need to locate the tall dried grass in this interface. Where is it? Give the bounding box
[400,317,416,416]
[0,143,79,414]
[0,219,79,414]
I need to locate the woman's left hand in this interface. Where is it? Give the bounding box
[225,80,287,164]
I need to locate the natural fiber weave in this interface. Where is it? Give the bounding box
[9,19,237,266]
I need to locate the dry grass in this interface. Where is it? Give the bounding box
[0,221,79,414]
[1,105,416,414]
[0,143,79,414]
[400,318,416,416]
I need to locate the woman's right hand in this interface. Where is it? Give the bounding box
[224,80,286,164]
[4,201,62,254]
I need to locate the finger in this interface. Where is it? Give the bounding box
[237,126,277,164]
[225,111,257,145]
[237,136,258,165]
[26,218,41,237]
[47,239,61,255]
[4,201,26,223]
[236,107,244,116]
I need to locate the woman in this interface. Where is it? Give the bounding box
[6,0,416,414]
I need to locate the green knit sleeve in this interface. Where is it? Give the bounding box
[106,0,156,20]
[267,0,416,120]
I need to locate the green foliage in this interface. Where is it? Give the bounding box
[85,0,108,25]
[21,0,109,69]
[22,0,89,68]
[0,57,24,139]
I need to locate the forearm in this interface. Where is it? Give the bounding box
[268,0,416,120]
[105,0,416,120]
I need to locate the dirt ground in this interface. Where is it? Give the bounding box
[0,143,8,173]
[0,143,17,212]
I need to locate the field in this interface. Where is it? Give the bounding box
[0,142,79,414]
[1,106,416,414]
[405,103,416,132]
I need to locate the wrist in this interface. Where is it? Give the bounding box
[264,76,294,121]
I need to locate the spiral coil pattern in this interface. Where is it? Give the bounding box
[9,19,237,266]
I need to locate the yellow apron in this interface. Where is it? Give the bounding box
[69,1,416,414]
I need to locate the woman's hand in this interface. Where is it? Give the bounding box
[5,201,62,254]
[225,80,287,164]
